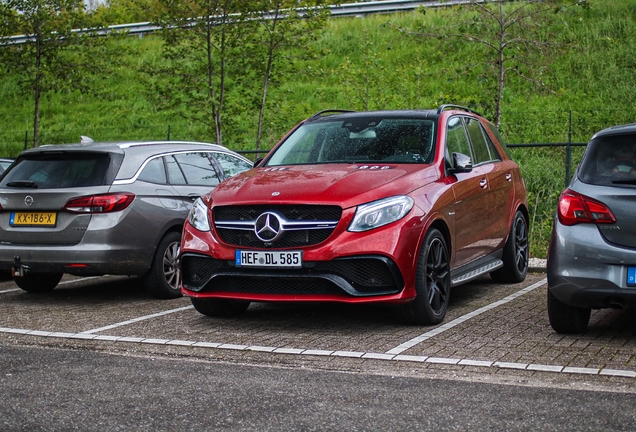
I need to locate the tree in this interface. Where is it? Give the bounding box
[248,0,329,152]
[0,0,103,147]
[147,0,253,147]
[401,0,567,127]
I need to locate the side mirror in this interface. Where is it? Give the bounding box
[253,157,264,167]
[448,152,473,174]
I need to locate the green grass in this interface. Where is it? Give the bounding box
[1,0,636,258]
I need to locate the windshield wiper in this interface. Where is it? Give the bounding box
[6,180,38,188]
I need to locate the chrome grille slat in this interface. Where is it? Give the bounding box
[213,205,341,248]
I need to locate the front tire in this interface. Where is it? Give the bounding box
[14,272,63,293]
[397,228,450,325]
[143,231,182,299]
[491,210,528,283]
[547,290,591,334]
[191,297,250,317]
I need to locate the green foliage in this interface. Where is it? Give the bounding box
[0,0,122,147]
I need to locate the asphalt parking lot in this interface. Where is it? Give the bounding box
[1,270,636,392]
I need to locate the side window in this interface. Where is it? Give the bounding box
[213,152,253,178]
[166,155,187,185]
[465,117,491,164]
[172,152,221,187]
[445,116,472,167]
[486,122,510,158]
[138,157,167,184]
[483,132,502,162]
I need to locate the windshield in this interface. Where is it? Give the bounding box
[266,118,436,166]
[578,133,636,186]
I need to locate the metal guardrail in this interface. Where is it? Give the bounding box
[4,0,466,44]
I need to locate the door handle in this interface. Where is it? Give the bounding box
[480,178,487,189]
[506,173,512,181]
[188,194,200,201]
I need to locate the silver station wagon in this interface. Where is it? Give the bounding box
[0,140,252,298]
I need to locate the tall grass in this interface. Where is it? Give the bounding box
[1,0,635,257]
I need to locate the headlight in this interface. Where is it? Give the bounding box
[188,198,211,232]
[348,196,414,232]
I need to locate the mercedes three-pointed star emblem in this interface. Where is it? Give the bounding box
[254,212,283,242]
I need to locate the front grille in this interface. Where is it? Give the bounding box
[216,228,332,248]
[181,254,403,296]
[215,205,341,222]
[213,205,341,248]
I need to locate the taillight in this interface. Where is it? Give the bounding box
[557,189,616,226]
[64,193,135,213]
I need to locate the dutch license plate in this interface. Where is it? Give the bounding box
[628,267,636,286]
[235,250,302,268]
[10,212,57,227]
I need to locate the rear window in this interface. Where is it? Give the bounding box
[0,153,111,189]
[578,133,636,186]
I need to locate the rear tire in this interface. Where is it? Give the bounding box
[13,272,63,293]
[143,231,182,299]
[491,210,528,283]
[191,297,250,317]
[397,228,450,325]
[547,290,591,334]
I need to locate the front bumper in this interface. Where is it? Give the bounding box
[547,220,636,309]
[180,209,426,303]
[181,253,405,301]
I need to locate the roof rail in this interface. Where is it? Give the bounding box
[437,104,482,117]
[308,109,356,121]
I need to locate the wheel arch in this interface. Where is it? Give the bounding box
[421,217,452,261]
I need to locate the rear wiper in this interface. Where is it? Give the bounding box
[6,180,38,188]
[611,179,636,185]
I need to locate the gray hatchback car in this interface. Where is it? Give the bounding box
[0,140,252,298]
[547,123,636,333]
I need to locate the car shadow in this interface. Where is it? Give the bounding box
[11,276,151,303]
[239,301,399,328]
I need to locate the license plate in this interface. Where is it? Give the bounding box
[628,267,636,286]
[235,250,302,268]
[10,212,57,227]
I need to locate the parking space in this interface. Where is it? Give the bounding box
[1,271,636,382]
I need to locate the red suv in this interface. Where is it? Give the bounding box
[180,106,529,324]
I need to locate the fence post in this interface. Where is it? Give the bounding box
[24,131,28,151]
[565,111,572,188]
[167,125,171,141]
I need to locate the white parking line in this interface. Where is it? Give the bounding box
[81,305,194,334]
[0,288,20,294]
[1,325,634,379]
[385,278,548,355]
[0,276,102,295]
[3,275,633,380]
[59,277,101,285]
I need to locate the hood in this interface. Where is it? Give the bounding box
[211,163,438,209]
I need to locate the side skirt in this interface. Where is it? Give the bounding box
[450,251,503,287]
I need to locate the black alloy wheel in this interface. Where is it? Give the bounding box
[143,231,182,299]
[491,211,529,283]
[397,228,450,325]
